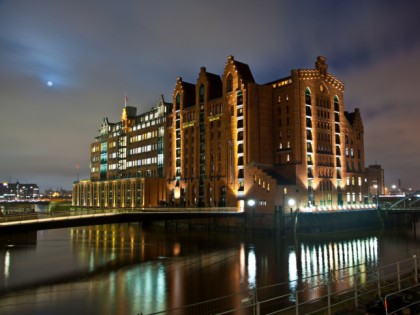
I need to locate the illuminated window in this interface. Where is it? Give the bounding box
[305,88,311,105]
[334,96,339,111]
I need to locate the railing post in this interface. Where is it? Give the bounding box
[414,255,418,283]
[295,291,299,315]
[354,270,358,309]
[397,262,401,291]
[327,281,331,315]
[377,268,381,297]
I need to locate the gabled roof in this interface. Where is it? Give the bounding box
[344,108,361,127]
[233,60,255,83]
[206,72,222,100]
[180,81,196,108]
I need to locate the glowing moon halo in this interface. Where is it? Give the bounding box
[47,81,53,87]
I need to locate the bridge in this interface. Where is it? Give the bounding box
[1,192,420,234]
[0,207,243,233]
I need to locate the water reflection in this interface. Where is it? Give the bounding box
[0,224,419,315]
[288,235,379,302]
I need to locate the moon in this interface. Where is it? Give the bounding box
[47,81,53,87]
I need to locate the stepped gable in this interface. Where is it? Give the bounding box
[296,56,344,91]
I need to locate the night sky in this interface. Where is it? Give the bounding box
[1,0,420,192]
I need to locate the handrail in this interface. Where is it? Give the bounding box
[0,207,240,227]
[148,254,420,315]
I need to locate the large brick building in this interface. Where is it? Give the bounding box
[74,56,372,214]
[166,56,369,214]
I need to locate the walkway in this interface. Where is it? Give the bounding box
[0,207,241,233]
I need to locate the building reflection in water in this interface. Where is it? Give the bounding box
[289,236,378,301]
[68,224,261,313]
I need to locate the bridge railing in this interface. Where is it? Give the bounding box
[147,254,420,315]
[0,207,240,226]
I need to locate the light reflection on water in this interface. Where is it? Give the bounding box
[288,235,380,302]
[0,223,419,315]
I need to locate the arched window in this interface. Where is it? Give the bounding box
[175,93,180,111]
[226,74,233,92]
[199,84,204,103]
[334,96,339,111]
[305,88,311,105]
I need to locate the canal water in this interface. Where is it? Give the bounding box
[0,220,419,315]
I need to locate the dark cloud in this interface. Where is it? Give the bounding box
[1,0,419,191]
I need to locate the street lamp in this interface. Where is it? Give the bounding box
[247,199,256,207]
[288,198,295,216]
[373,184,378,208]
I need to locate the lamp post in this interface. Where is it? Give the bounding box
[247,199,256,230]
[288,198,295,216]
[373,184,378,208]
[247,199,256,214]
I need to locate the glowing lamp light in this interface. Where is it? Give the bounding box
[174,186,180,199]
[288,199,295,207]
[247,199,256,207]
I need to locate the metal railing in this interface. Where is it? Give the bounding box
[147,255,420,315]
[0,207,239,227]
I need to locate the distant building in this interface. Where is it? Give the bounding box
[73,56,373,214]
[72,96,169,208]
[367,164,385,196]
[0,182,40,200]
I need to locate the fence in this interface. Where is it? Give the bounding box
[0,207,239,227]
[147,255,420,315]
